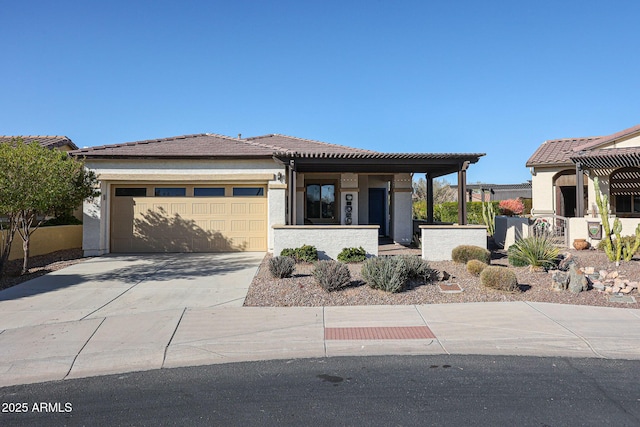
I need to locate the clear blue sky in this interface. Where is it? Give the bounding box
[3,1,640,184]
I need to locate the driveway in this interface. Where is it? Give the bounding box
[0,252,265,329]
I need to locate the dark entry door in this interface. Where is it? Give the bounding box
[368,188,386,236]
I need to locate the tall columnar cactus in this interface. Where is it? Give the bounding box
[593,177,618,263]
[482,201,496,236]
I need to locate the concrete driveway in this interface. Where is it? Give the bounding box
[0,252,265,329]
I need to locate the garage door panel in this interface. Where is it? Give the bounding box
[111,188,266,253]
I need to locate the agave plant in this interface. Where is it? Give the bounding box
[508,235,560,271]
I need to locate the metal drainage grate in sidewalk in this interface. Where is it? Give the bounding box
[325,326,436,340]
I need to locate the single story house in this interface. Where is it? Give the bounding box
[73,133,484,259]
[451,182,532,202]
[526,123,640,242]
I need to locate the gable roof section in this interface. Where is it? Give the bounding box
[246,134,376,155]
[572,123,640,152]
[526,136,601,167]
[72,133,274,158]
[0,135,78,150]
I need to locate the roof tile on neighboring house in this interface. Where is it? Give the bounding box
[72,134,275,158]
[525,136,601,167]
[572,123,640,152]
[0,135,78,150]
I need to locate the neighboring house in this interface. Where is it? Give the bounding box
[451,182,532,202]
[72,133,484,258]
[0,135,78,151]
[526,123,640,240]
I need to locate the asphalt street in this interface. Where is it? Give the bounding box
[1,355,639,426]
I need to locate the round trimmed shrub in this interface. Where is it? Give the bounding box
[451,245,491,264]
[362,256,408,293]
[337,246,367,263]
[268,256,296,279]
[480,266,518,292]
[466,259,488,276]
[313,260,351,291]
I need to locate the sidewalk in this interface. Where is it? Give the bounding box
[1,301,639,387]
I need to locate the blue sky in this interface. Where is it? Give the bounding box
[3,1,640,184]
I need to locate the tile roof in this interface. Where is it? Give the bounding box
[71,133,274,158]
[525,136,601,167]
[0,135,78,150]
[527,123,640,167]
[246,134,377,155]
[572,123,640,152]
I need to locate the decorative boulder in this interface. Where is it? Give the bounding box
[550,270,569,291]
[568,264,588,293]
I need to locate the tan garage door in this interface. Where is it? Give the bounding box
[110,185,267,253]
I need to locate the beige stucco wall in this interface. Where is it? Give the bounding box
[4,225,82,261]
[530,168,560,215]
[603,133,640,149]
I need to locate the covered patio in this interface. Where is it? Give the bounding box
[272,150,486,259]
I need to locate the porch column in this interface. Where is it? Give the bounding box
[576,161,584,217]
[392,174,413,244]
[457,161,470,225]
[426,172,434,223]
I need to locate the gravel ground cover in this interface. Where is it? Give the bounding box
[244,249,640,309]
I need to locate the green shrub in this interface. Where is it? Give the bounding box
[268,256,296,279]
[313,260,351,291]
[480,266,519,292]
[507,245,529,267]
[398,255,433,282]
[41,213,82,227]
[279,245,318,263]
[362,256,408,293]
[434,201,499,224]
[507,235,559,270]
[466,259,488,276]
[451,245,491,264]
[337,246,367,263]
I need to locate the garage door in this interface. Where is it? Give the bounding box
[110,184,267,252]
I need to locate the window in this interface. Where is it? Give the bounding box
[233,187,264,196]
[610,168,640,216]
[194,187,225,197]
[115,188,146,197]
[306,184,335,220]
[154,187,186,197]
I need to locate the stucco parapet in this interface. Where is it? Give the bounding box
[272,225,379,230]
[419,225,487,230]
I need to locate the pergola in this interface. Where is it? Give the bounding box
[274,151,486,225]
[570,147,640,217]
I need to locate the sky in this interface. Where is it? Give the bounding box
[3,1,640,184]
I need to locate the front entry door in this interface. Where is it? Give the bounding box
[368,188,386,236]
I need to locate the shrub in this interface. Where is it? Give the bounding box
[466,259,488,276]
[362,256,408,293]
[398,255,433,282]
[268,256,296,279]
[279,245,318,263]
[451,245,491,264]
[337,246,367,263]
[507,245,529,267]
[499,198,525,216]
[433,201,499,225]
[507,235,559,270]
[313,260,351,291]
[41,213,82,227]
[480,266,519,292]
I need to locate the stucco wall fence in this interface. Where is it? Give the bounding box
[420,225,487,261]
[2,225,82,261]
[272,225,379,260]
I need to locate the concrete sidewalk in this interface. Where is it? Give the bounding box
[1,301,639,387]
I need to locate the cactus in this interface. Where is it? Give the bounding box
[482,201,496,236]
[623,224,640,262]
[593,177,619,263]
